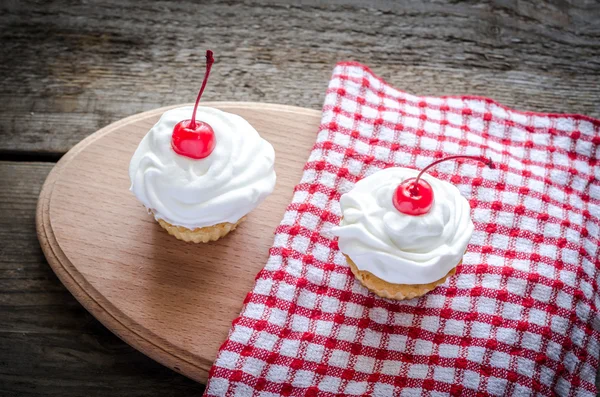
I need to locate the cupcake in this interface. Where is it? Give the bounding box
[333,155,493,300]
[128,51,276,242]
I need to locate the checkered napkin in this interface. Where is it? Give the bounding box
[205,62,600,396]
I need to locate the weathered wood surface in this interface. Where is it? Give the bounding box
[0,162,203,396]
[1,0,599,156]
[0,0,599,395]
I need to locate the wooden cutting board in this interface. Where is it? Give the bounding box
[36,102,321,383]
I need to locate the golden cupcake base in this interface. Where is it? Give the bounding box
[157,217,245,243]
[345,255,458,300]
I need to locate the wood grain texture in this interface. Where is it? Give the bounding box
[37,102,320,384]
[1,0,599,394]
[0,0,599,156]
[0,162,202,396]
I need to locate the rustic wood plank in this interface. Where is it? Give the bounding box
[1,0,599,394]
[0,162,203,396]
[0,0,599,156]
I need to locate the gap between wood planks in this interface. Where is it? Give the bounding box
[0,151,63,163]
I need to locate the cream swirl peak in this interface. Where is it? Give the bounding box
[129,106,276,229]
[333,167,473,285]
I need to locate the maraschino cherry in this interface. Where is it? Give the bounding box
[171,50,216,159]
[393,155,495,215]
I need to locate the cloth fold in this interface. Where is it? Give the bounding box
[205,62,600,396]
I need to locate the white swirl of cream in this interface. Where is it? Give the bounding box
[129,106,276,229]
[332,167,473,285]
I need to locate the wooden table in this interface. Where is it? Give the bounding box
[1,1,598,395]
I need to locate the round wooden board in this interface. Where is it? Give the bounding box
[36,102,321,383]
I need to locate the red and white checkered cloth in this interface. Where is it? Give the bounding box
[205,62,600,396]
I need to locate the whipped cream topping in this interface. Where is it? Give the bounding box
[129,106,276,229]
[333,167,473,285]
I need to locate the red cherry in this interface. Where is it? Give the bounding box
[393,177,434,215]
[171,50,216,159]
[172,120,216,159]
[393,155,495,216]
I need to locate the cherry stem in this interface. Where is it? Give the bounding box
[189,50,215,129]
[411,155,495,195]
